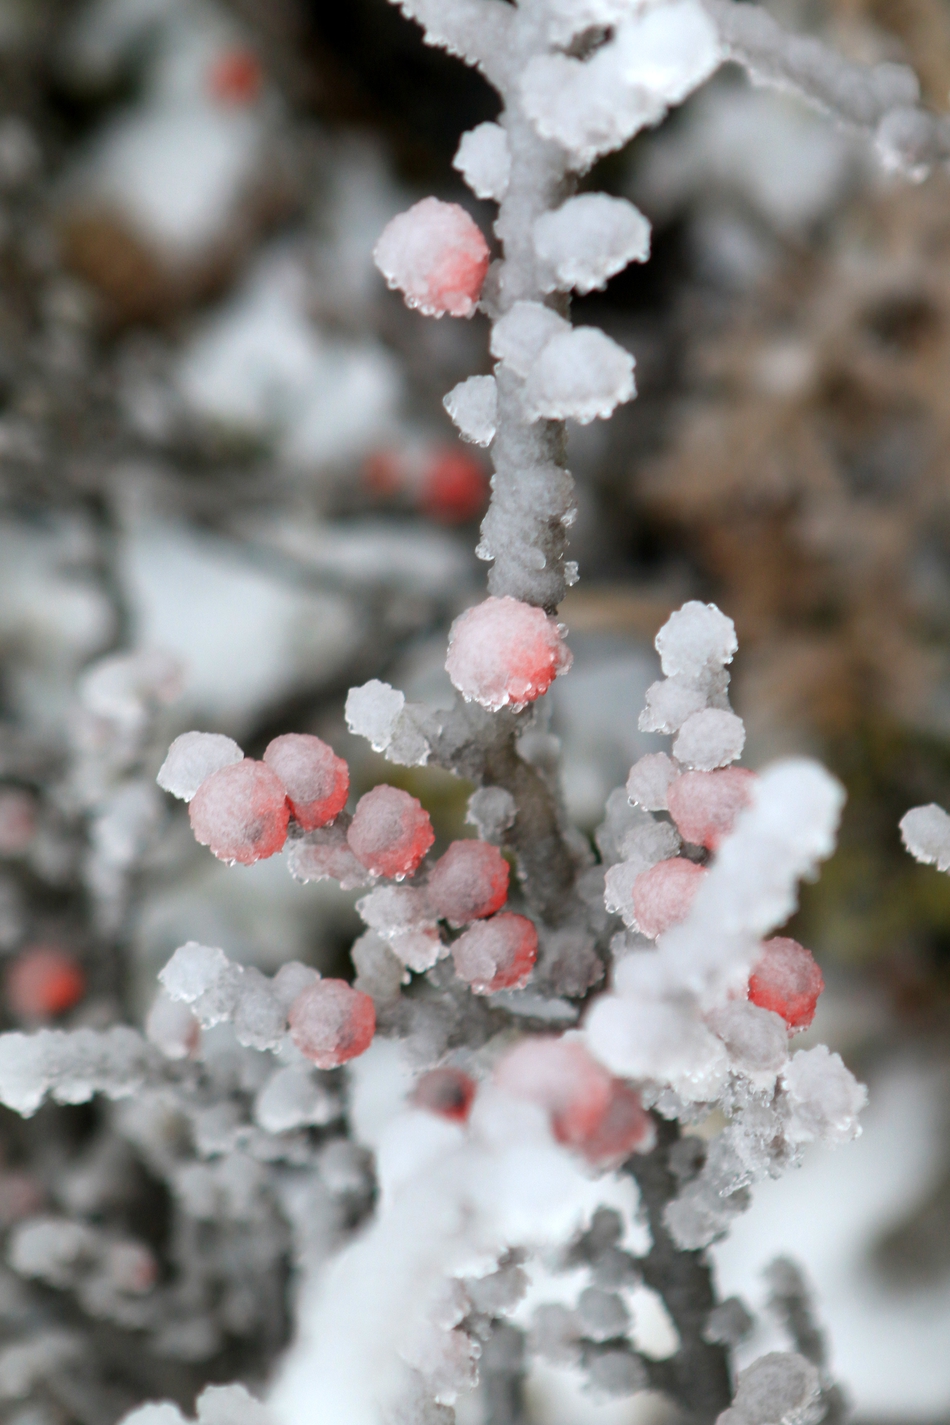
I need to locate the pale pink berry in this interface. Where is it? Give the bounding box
[748,936,824,1032]
[374,198,490,318]
[445,596,572,712]
[189,760,289,865]
[263,734,349,831]
[410,1067,477,1123]
[451,912,537,994]
[632,858,706,938]
[6,946,85,1020]
[288,979,376,1068]
[347,784,434,879]
[580,1081,656,1167]
[667,768,756,850]
[426,840,509,926]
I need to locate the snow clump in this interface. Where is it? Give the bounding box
[490,300,571,377]
[453,123,510,201]
[157,732,244,802]
[900,802,950,871]
[673,708,746,770]
[373,198,490,318]
[533,194,651,294]
[445,596,572,711]
[444,375,497,446]
[521,328,635,424]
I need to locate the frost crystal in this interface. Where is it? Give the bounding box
[489,300,571,378]
[188,760,289,865]
[287,980,376,1069]
[426,839,509,926]
[446,596,571,712]
[533,195,651,295]
[373,198,490,318]
[673,708,746,770]
[451,912,538,993]
[262,734,349,830]
[900,802,950,871]
[348,785,435,879]
[521,328,635,424]
[157,732,244,802]
[453,122,510,200]
[443,375,497,446]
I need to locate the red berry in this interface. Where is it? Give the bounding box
[446,596,572,712]
[579,1081,655,1167]
[420,449,488,524]
[632,858,706,938]
[288,979,376,1068]
[263,734,349,831]
[189,760,289,865]
[426,840,509,926]
[374,199,490,318]
[667,768,756,851]
[410,1067,477,1123]
[208,49,263,105]
[347,785,434,879]
[451,912,537,994]
[7,946,85,1020]
[748,936,824,1032]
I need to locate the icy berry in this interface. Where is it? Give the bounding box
[189,760,289,865]
[420,448,488,524]
[263,734,349,831]
[208,48,263,105]
[373,198,490,318]
[6,946,85,1020]
[347,784,434,879]
[580,1081,655,1167]
[748,937,824,1032]
[666,768,756,851]
[411,1067,477,1123]
[288,979,376,1068]
[426,840,509,926]
[451,912,537,994]
[446,596,572,713]
[632,858,706,938]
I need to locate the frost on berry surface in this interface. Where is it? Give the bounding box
[673,708,746,771]
[452,122,510,200]
[262,734,349,830]
[533,195,651,295]
[410,1067,477,1123]
[667,768,757,849]
[451,912,538,994]
[626,752,680,811]
[900,802,950,871]
[632,857,707,938]
[288,979,376,1069]
[347,784,435,879]
[157,732,244,802]
[521,328,635,424]
[443,375,497,446]
[188,759,289,865]
[489,300,571,378]
[356,885,443,972]
[6,946,85,1021]
[287,822,373,891]
[446,596,572,711]
[426,839,509,926]
[720,1351,821,1425]
[748,937,824,1032]
[373,198,490,318]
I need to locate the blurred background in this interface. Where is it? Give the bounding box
[0,0,948,1420]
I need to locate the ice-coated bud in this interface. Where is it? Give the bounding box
[347,784,435,879]
[466,786,516,843]
[521,327,635,424]
[157,732,244,802]
[673,709,746,771]
[287,979,376,1069]
[188,760,289,865]
[749,938,824,1033]
[145,993,200,1060]
[655,601,737,678]
[426,839,509,926]
[444,375,497,446]
[451,912,538,994]
[6,946,85,1021]
[373,198,490,318]
[533,194,650,295]
[453,122,510,201]
[631,858,706,938]
[446,596,572,712]
[781,1045,867,1146]
[490,300,571,378]
[626,752,680,812]
[667,769,756,850]
[262,733,349,831]
[900,802,950,871]
[345,680,405,753]
[410,1067,477,1123]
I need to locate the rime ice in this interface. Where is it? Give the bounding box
[632,858,707,938]
[188,760,289,865]
[656,600,737,678]
[667,768,756,849]
[445,596,571,712]
[451,912,538,993]
[347,785,435,879]
[157,732,244,803]
[748,937,824,1032]
[373,198,490,318]
[262,734,349,830]
[426,839,509,926]
[287,980,376,1069]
